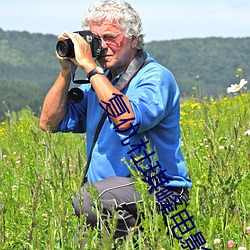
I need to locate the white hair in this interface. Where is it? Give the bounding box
[82,0,145,49]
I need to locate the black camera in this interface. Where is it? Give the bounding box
[56,30,102,58]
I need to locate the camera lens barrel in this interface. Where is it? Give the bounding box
[56,39,75,58]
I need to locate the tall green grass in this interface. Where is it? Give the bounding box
[0,93,249,249]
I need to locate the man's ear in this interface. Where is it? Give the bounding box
[131,36,139,48]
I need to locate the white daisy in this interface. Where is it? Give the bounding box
[227,79,248,93]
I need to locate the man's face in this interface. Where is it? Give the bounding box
[89,20,138,73]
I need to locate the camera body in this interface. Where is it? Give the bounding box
[56,30,102,58]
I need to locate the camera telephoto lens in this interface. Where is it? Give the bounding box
[56,39,75,58]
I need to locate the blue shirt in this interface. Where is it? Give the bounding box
[58,52,192,188]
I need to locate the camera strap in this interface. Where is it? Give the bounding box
[81,50,150,186]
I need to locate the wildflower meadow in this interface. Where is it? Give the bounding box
[0,79,249,249]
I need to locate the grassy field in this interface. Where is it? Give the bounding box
[0,91,249,249]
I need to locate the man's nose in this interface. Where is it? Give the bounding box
[101,38,108,49]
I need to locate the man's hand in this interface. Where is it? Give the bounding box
[56,33,79,71]
[62,31,96,73]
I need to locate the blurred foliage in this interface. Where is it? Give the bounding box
[0,80,46,120]
[0,29,60,120]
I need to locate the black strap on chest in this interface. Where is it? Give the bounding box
[81,50,149,186]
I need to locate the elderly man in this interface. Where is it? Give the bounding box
[40,0,192,243]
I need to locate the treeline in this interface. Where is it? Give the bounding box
[145,37,250,97]
[0,29,60,121]
[0,80,46,120]
[0,28,250,120]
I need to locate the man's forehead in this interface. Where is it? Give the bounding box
[90,21,122,34]
[89,19,121,31]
